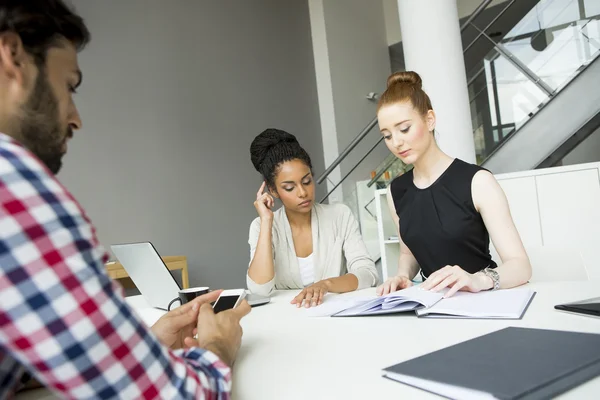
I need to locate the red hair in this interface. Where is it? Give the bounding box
[377,71,433,117]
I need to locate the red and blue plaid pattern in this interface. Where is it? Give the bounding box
[0,134,231,399]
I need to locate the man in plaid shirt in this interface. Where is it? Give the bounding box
[0,1,251,398]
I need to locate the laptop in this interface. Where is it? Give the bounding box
[110,241,270,310]
[555,296,600,319]
[111,242,181,310]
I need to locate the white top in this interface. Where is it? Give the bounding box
[247,203,379,296]
[119,280,600,400]
[297,253,315,286]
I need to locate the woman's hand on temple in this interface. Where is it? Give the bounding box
[376,276,413,296]
[254,181,274,221]
[291,281,330,308]
[420,265,492,297]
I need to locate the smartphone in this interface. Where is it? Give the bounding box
[212,289,246,314]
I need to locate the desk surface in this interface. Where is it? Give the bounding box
[126,281,600,400]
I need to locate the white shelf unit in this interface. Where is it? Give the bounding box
[355,180,381,261]
[374,188,400,281]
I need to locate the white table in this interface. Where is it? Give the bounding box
[126,281,600,400]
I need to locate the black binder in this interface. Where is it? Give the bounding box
[382,327,600,399]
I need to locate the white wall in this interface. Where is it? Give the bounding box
[62,0,324,289]
[308,0,343,198]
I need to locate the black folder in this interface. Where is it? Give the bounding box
[382,327,600,399]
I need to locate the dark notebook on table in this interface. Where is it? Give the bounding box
[382,327,600,400]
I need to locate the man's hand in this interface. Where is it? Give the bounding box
[151,290,222,349]
[184,300,251,367]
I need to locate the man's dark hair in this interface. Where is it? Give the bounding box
[250,128,313,189]
[0,0,90,65]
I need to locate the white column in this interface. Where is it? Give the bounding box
[308,0,343,203]
[397,0,476,163]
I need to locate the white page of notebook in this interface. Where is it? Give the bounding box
[332,296,386,316]
[305,286,446,317]
[415,288,534,318]
[304,294,377,317]
[335,300,420,316]
[382,286,443,309]
[337,286,443,316]
[337,301,422,316]
[384,372,497,400]
[309,286,443,317]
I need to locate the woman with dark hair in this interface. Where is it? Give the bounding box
[247,128,378,307]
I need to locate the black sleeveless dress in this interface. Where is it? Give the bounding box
[389,158,497,278]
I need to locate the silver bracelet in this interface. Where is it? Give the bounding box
[481,267,500,291]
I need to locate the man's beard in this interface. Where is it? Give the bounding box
[17,69,70,175]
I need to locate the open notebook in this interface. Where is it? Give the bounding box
[306,286,535,319]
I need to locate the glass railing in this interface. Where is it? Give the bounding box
[466,0,600,161]
[468,46,551,161]
[368,154,408,189]
[324,152,405,216]
[324,152,407,262]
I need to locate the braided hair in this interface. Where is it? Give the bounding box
[250,128,313,189]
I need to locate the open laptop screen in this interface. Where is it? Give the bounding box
[111,242,181,310]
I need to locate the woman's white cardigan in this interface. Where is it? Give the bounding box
[247,203,379,296]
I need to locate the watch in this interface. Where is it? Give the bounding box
[481,267,500,291]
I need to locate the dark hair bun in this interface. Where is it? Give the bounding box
[386,71,422,90]
[250,128,299,172]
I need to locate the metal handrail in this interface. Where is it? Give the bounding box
[319,136,384,203]
[460,0,495,32]
[315,117,378,184]
[463,0,517,53]
[469,23,554,96]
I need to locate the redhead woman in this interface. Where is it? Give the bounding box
[376,71,531,297]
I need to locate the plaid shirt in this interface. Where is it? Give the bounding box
[0,133,231,399]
